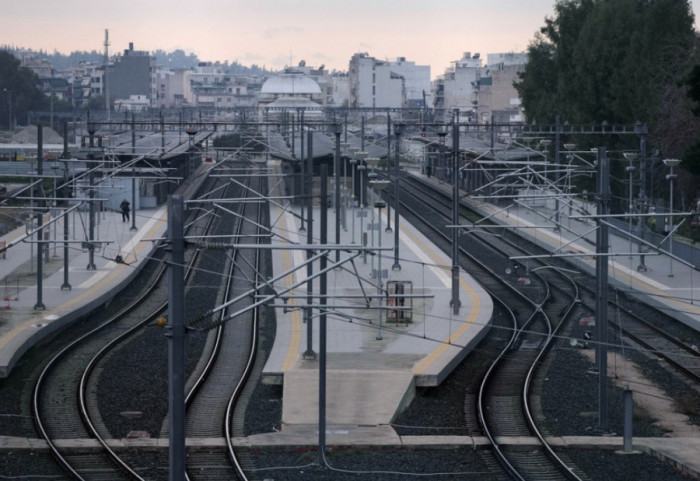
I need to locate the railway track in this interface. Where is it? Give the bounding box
[393,174,588,479]
[32,170,228,480]
[183,161,265,480]
[404,174,700,383]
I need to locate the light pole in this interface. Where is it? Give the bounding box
[563,143,576,227]
[345,146,358,232]
[450,120,461,314]
[370,177,390,340]
[624,152,638,257]
[437,124,448,183]
[349,156,357,243]
[2,89,11,131]
[392,123,405,271]
[333,123,342,262]
[358,160,368,263]
[663,158,680,277]
[539,138,552,183]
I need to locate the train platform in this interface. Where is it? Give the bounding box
[0,204,168,377]
[409,170,700,334]
[0,163,211,378]
[263,161,494,436]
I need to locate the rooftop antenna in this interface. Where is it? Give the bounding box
[104,29,110,122]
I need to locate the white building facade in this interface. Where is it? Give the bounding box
[389,57,432,108]
[348,53,405,109]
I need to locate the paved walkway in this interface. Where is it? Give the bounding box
[0,162,211,377]
[416,171,700,332]
[0,205,168,376]
[0,162,696,478]
[263,161,493,433]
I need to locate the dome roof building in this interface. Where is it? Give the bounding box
[260,72,322,96]
[258,69,324,118]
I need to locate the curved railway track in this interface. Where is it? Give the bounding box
[32,171,230,480]
[390,174,588,479]
[403,174,700,382]
[25,159,699,480]
[183,162,265,480]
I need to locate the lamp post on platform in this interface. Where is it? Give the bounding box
[370,176,390,340]
[563,143,576,230]
[333,123,342,262]
[663,158,680,277]
[358,160,368,263]
[624,152,638,257]
[392,123,405,271]
[437,124,448,183]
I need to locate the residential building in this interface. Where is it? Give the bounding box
[107,43,155,108]
[348,53,405,109]
[330,74,350,107]
[433,52,483,121]
[433,51,527,123]
[389,57,431,108]
[114,94,150,112]
[477,53,528,123]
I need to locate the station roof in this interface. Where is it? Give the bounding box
[261,72,321,95]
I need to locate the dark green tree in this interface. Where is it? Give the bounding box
[516,0,696,126]
[0,50,48,130]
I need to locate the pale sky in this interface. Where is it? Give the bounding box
[3,0,700,78]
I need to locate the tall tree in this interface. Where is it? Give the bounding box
[516,0,696,126]
[0,50,48,130]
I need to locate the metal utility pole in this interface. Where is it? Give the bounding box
[451,120,460,314]
[386,112,392,228]
[61,121,71,291]
[34,125,46,310]
[86,123,96,270]
[131,114,136,155]
[304,131,315,360]
[554,115,561,231]
[392,123,404,271]
[333,123,341,262]
[299,110,306,233]
[595,146,610,431]
[636,122,649,272]
[131,167,137,231]
[167,195,186,481]
[318,164,328,463]
[104,30,110,122]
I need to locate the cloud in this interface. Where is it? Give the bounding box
[311,52,334,62]
[241,52,264,62]
[262,27,304,39]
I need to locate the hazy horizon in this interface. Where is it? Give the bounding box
[4,0,700,79]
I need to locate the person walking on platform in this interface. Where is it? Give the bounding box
[120,199,131,223]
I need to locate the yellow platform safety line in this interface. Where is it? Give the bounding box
[278,209,303,372]
[0,209,166,352]
[482,203,700,318]
[377,212,483,375]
